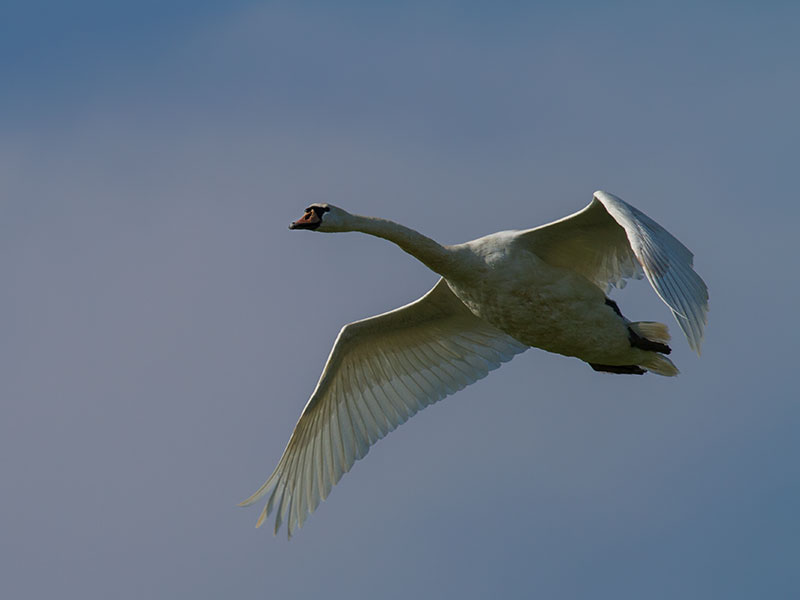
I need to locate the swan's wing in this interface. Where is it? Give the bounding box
[240,278,528,537]
[519,190,708,354]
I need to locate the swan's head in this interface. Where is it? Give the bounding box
[289,203,353,232]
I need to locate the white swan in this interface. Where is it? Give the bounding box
[241,190,708,536]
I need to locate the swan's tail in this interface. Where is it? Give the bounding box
[639,353,679,377]
[629,321,671,345]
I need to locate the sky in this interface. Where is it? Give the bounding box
[2,1,799,598]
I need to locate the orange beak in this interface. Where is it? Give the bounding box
[289,210,321,230]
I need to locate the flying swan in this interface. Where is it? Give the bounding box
[241,191,708,536]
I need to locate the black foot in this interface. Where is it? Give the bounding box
[628,328,671,354]
[605,296,672,355]
[590,363,647,375]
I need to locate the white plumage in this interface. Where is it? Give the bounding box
[241,191,708,536]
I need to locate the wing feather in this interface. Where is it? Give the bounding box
[519,190,708,353]
[240,278,528,536]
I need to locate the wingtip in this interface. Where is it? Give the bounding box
[238,494,259,508]
[238,474,277,508]
[255,507,267,529]
[687,333,704,357]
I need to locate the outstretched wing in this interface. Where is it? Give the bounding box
[519,190,708,353]
[240,279,528,537]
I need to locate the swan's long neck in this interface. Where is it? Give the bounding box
[349,215,457,276]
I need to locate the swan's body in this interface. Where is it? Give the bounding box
[444,234,638,366]
[242,191,708,536]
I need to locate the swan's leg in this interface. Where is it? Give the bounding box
[589,363,646,375]
[627,328,671,354]
[605,296,672,355]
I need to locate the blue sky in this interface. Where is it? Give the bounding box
[2,2,799,598]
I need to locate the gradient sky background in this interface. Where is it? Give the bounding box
[3,2,799,598]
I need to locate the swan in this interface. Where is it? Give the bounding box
[241,190,708,536]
